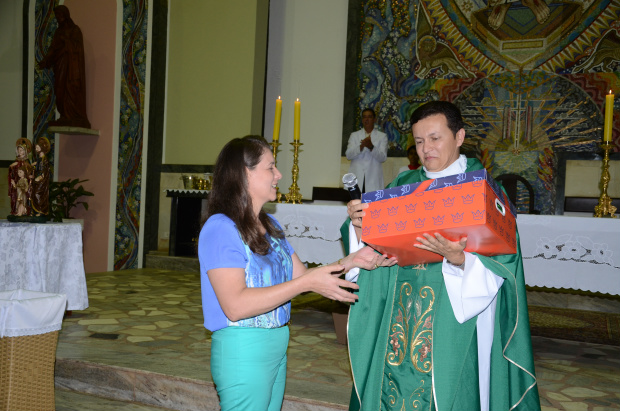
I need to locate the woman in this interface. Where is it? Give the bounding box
[199,136,395,411]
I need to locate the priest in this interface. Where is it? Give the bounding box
[341,101,540,411]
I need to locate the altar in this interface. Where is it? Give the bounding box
[0,222,89,310]
[265,203,620,295]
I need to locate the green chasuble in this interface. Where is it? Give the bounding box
[342,158,540,411]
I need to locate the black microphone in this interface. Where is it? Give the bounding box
[342,173,362,200]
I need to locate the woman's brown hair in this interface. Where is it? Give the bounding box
[206,135,284,255]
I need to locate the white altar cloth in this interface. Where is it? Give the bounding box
[268,204,620,295]
[517,214,620,295]
[0,222,89,310]
[264,203,348,265]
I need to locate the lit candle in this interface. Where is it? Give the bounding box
[294,98,301,141]
[604,90,614,142]
[273,96,282,142]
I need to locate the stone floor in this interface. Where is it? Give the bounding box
[53,268,620,411]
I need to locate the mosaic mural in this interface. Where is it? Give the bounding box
[33,0,147,270]
[354,0,620,214]
[114,0,148,270]
[33,0,59,172]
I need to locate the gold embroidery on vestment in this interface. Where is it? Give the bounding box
[410,286,434,373]
[387,283,412,366]
[387,283,434,374]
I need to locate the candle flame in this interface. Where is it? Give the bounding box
[610,90,613,94]
[278,96,281,99]
[296,98,300,102]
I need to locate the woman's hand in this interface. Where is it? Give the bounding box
[303,262,359,303]
[414,233,467,266]
[347,199,368,229]
[342,246,398,271]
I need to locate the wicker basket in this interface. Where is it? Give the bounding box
[0,330,59,411]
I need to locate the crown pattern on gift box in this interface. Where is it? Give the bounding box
[424,200,435,210]
[472,176,483,187]
[370,209,381,219]
[405,203,417,213]
[462,194,474,204]
[472,210,484,220]
[395,221,407,231]
[442,197,455,207]
[377,223,389,233]
[452,183,463,190]
[362,226,372,236]
[389,194,398,198]
[387,206,399,216]
[433,215,445,226]
[433,188,444,193]
[413,218,425,228]
[451,212,464,223]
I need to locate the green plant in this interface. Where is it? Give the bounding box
[49,178,94,221]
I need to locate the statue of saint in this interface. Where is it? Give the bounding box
[38,5,91,129]
[8,138,34,216]
[15,168,30,216]
[30,137,52,217]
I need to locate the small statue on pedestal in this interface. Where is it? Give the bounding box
[8,138,34,218]
[7,137,51,222]
[30,137,52,217]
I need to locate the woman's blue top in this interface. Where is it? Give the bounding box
[198,213,294,332]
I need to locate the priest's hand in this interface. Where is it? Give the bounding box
[414,233,467,266]
[340,246,398,272]
[347,199,368,229]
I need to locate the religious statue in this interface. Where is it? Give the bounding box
[30,137,52,217]
[15,168,30,216]
[38,5,91,129]
[8,138,34,217]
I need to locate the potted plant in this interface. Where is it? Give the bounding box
[49,178,94,223]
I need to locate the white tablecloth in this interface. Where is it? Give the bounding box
[517,214,620,295]
[268,204,620,295]
[0,222,89,310]
[264,203,349,265]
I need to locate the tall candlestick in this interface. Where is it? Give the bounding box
[294,98,301,141]
[273,96,282,142]
[604,90,614,142]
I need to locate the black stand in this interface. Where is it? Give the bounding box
[166,189,209,257]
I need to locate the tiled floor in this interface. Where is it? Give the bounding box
[54,268,620,411]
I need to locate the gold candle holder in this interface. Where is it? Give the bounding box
[594,141,616,218]
[270,141,283,202]
[285,141,303,204]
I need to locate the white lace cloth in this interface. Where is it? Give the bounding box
[0,222,89,310]
[266,204,620,295]
[0,289,66,337]
[264,203,349,265]
[517,214,620,295]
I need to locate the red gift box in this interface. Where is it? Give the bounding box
[361,170,517,266]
